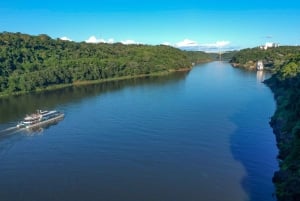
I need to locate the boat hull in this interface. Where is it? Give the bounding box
[17,113,64,129]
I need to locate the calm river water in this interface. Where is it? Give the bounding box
[0,62,277,201]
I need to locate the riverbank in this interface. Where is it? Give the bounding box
[264,73,300,201]
[72,67,192,86]
[0,67,192,98]
[231,62,257,70]
[231,47,300,200]
[0,32,216,98]
[231,62,274,71]
[230,46,300,72]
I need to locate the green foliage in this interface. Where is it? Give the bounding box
[230,46,300,69]
[183,51,213,64]
[0,32,210,96]
[280,62,299,78]
[265,55,300,201]
[276,55,300,81]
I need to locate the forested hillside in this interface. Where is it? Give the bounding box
[265,54,300,201]
[0,32,211,96]
[183,50,213,64]
[230,46,300,70]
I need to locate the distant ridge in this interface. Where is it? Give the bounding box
[0,32,212,97]
[230,46,300,70]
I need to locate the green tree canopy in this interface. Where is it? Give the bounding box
[0,32,212,96]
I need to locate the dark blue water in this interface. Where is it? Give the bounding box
[0,62,277,201]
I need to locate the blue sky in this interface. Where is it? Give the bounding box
[1,0,300,51]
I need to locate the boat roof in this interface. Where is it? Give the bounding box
[42,110,59,115]
[40,110,49,114]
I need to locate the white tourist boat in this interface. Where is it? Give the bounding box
[17,110,64,129]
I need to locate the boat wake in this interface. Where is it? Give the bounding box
[0,109,64,139]
[0,126,22,137]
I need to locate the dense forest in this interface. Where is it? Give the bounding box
[230,46,300,70]
[183,50,214,64]
[265,54,300,201]
[0,32,212,96]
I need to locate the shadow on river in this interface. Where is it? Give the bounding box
[0,72,189,124]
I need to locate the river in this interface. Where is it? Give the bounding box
[0,62,277,201]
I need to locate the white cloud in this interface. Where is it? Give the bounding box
[175,39,199,47]
[161,42,171,46]
[82,36,234,52]
[174,39,232,52]
[84,36,139,45]
[85,36,116,44]
[85,36,102,43]
[200,41,231,48]
[85,36,139,45]
[121,39,139,45]
[60,36,72,41]
[107,38,115,43]
[215,41,230,47]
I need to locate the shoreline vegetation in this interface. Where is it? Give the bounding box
[230,46,300,71]
[0,32,212,98]
[231,47,300,201]
[0,67,192,98]
[264,56,300,201]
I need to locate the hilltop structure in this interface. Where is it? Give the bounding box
[260,42,279,50]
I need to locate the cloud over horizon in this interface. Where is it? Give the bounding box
[85,36,106,43]
[120,39,139,45]
[60,36,72,41]
[67,36,236,52]
[175,39,199,47]
[174,39,233,52]
[85,36,139,45]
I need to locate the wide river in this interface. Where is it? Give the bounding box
[0,62,277,201]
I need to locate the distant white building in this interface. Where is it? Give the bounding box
[260,42,279,50]
[257,60,264,70]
